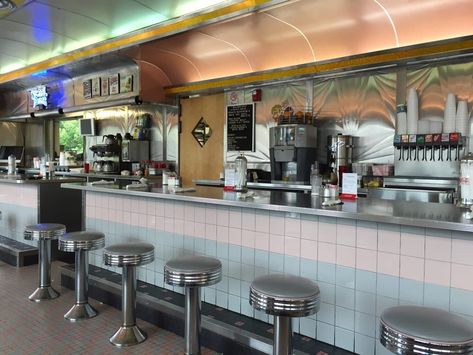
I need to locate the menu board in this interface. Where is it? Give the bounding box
[226,104,255,152]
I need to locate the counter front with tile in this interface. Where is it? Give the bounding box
[63,182,473,355]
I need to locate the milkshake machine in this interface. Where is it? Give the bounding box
[269,124,317,183]
[327,134,354,185]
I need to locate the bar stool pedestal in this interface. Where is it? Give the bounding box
[24,223,66,302]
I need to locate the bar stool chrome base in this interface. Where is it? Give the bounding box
[109,325,147,347]
[28,286,60,302]
[64,302,98,321]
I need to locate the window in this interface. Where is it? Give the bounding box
[59,119,83,153]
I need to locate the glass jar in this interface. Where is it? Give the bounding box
[234,154,247,192]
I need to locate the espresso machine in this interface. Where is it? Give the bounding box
[269,124,317,183]
[327,134,354,185]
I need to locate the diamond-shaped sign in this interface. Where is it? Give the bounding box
[192,117,212,147]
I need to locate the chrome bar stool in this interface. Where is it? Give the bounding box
[250,274,320,355]
[164,255,222,355]
[380,305,473,354]
[24,223,66,302]
[104,242,154,347]
[59,231,105,321]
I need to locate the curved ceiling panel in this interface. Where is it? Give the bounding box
[379,0,473,47]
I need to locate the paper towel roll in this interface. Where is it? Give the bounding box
[407,88,418,134]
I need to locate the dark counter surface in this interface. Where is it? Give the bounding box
[61,182,473,233]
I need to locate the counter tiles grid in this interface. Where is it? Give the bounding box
[86,192,473,355]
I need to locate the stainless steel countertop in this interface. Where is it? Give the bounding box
[193,179,312,192]
[62,182,473,233]
[55,171,162,181]
[0,175,85,184]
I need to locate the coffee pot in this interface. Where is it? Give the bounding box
[102,134,117,145]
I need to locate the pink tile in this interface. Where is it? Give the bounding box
[123,211,131,225]
[184,221,195,237]
[156,216,165,231]
[356,227,378,250]
[451,263,473,291]
[242,230,255,248]
[356,248,377,272]
[216,226,229,243]
[147,215,156,229]
[229,209,242,229]
[424,259,451,287]
[228,227,242,245]
[377,252,400,276]
[164,202,174,218]
[400,255,424,281]
[254,232,269,251]
[318,221,336,243]
[300,239,317,260]
[285,236,301,257]
[270,234,285,254]
[139,213,147,228]
[269,215,285,236]
[318,242,336,263]
[425,236,451,262]
[285,217,301,238]
[156,201,165,216]
[165,217,174,233]
[400,233,425,258]
[337,224,356,246]
[194,222,205,239]
[452,238,473,266]
[301,219,318,240]
[174,219,184,235]
[131,212,140,226]
[195,206,205,221]
[255,213,270,233]
[184,204,195,221]
[337,245,356,268]
[205,207,217,225]
[242,211,256,231]
[174,203,185,219]
[378,230,400,254]
[146,200,155,215]
[205,224,217,240]
[217,208,229,226]
[139,199,147,212]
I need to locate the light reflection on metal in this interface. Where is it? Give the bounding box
[371,0,399,47]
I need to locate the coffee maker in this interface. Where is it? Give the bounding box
[269,124,317,183]
[326,134,354,185]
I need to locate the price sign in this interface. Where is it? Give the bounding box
[226,104,255,152]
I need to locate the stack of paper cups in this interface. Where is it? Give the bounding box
[428,119,443,134]
[444,93,456,133]
[396,104,407,134]
[456,100,469,136]
[407,88,419,134]
[417,120,429,134]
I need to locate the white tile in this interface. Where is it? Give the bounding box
[165,217,174,233]
[242,230,255,248]
[174,219,184,235]
[285,236,301,257]
[318,242,336,263]
[156,201,165,216]
[216,207,229,226]
[184,221,194,237]
[139,199,147,212]
[147,215,156,229]
[424,259,450,287]
[377,252,400,276]
[451,263,473,291]
[216,226,229,243]
[337,245,356,268]
[228,227,242,245]
[400,255,424,282]
[378,229,400,254]
[300,239,317,261]
[242,211,256,231]
[195,206,206,221]
[255,212,269,233]
[194,222,205,239]
[452,238,473,266]
[270,234,285,254]
[425,236,451,262]
[146,200,155,215]
[269,214,285,236]
[285,216,301,238]
[205,207,217,225]
[184,203,195,221]
[205,224,217,240]
[254,232,269,251]
[356,248,377,272]
[155,216,164,231]
[319,221,337,243]
[337,224,356,246]
[229,209,242,229]
[356,226,377,250]
[164,201,174,218]
[400,233,425,258]
[301,219,318,240]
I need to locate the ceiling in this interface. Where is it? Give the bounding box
[1,0,473,91]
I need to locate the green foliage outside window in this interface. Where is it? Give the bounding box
[59,120,83,152]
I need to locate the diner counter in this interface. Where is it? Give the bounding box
[62,182,473,233]
[0,175,85,184]
[193,179,312,192]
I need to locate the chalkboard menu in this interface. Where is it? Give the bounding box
[226,104,255,151]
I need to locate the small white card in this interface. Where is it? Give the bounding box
[342,173,358,197]
[224,168,236,190]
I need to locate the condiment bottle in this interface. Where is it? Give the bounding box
[234,154,247,192]
[7,155,16,175]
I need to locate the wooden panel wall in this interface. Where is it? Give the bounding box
[180,93,224,186]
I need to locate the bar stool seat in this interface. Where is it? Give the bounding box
[24,223,66,301]
[164,255,222,355]
[250,274,320,355]
[380,305,473,354]
[104,242,154,347]
[59,231,105,321]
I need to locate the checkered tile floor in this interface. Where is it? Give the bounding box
[0,261,214,354]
